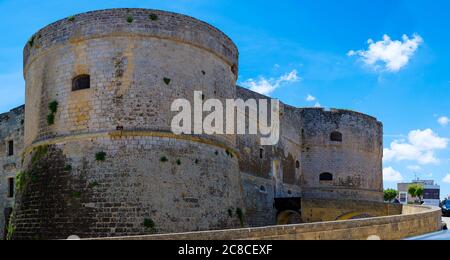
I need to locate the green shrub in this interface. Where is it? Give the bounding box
[31,145,48,165]
[143,218,156,233]
[88,181,99,189]
[95,151,107,162]
[15,171,25,192]
[48,101,58,113]
[64,165,72,172]
[163,77,171,85]
[160,156,168,162]
[28,36,35,47]
[72,191,81,199]
[47,100,58,125]
[176,159,181,165]
[6,213,15,240]
[47,113,55,125]
[149,14,158,21]
[126,16,134,23]
[236,208,245,227]
[68,16,75,22]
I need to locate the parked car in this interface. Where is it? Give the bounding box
[441,200,450,217]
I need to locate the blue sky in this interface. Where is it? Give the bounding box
[0,0,449,198]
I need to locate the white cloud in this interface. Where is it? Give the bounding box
[348,34,423,72]
[384,129,448,165]
[314,102,322,108]
[438,116,450,126]
[383,167,403,182]
[443,174,450,184]
[306,94,316,102]
[407,165,422,171]
[241,70,300,96]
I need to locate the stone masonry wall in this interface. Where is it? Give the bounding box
[12,136,244,239]
[92,205,442,240]
[7,8,386,239]
[12,8,244,240]
[300,108,384,201]
[0,106,24,240]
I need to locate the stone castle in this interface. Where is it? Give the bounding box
[0,9,383,240]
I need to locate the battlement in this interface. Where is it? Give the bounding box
[24,8,239,74]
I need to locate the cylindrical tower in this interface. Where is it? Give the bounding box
[299,108,383,202]
[12,9,243,239]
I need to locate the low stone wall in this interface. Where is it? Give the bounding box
[301,198,403,223]
[91,205,442,240]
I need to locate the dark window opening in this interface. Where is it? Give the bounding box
[259,148,264,159]
[7,178,14,198]
[260,185,266,192]
[295,160,300,169]
[7,140,13,156]
[320,172,333,181]
[72,75,90,91]
[330,131,343,142]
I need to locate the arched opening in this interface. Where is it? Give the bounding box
[319,172,333,181]
[72,74,90,91]
[330,131,343,142]
[277,210,302,225]
[295,160,300,169]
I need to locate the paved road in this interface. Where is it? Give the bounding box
[407,217,450,240]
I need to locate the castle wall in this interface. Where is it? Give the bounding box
[236,87,384,227]
[299,108,383,202]
[0,106,24,240]
[236,87,303,227]
[12,9,244,240]
[5,8,385,239]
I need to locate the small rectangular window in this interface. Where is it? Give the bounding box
[259,148,264,159]
[7,178,14,198]
[7,140,13,156]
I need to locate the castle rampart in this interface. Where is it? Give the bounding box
[1,8,385,240]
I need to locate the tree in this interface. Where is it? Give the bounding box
[384,189,398,203]
[408,184,424,204]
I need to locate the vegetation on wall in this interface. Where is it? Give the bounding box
[163,77,171,85]
[64,165,72,172]
[143,218,156,234]
[71,191,82,199]
[15,171,26,192]
[95,151,107,162]
[126,16,134,23]
[6,213,15,240]
[28,36,35,47]
[47,100,58,125]
[88,181,99,189]
[160,156,168,162]
[68,16,75,22]
[149,14,158,21]
[236,208,245,228]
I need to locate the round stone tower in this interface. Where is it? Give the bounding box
[299,108,384,202]
[12,8,243,239]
